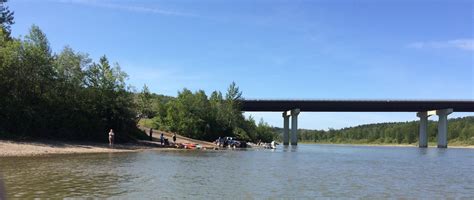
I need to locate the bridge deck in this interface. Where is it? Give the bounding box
[240,99,474,112]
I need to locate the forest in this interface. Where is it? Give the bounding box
[0,1,278,143]
[0,25,142,141]
[136,83,278,142]
[283,116,474,145]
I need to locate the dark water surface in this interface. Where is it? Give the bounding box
[1,145,473,199]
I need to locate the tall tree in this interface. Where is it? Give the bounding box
[224,81,243,130]
[137,84,153,121]
[55,46,89,88]
[225,81,242,102]
[85,56,123,90]
[0,24,144,141]
[0,0,14,36]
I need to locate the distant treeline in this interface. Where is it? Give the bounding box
[274,117,474,145]
[137,83,278,142]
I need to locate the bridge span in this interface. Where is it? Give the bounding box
[240,99,474,148]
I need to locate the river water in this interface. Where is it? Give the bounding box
[1,144,473,199]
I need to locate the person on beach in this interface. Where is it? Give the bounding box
[160,133,164,146]
[108,129,115,147]
[149,128,153,141]
[173,133,176,144]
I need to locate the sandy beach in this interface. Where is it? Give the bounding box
[143,126,216,148]
[0,128,218,157]
[0,140,149,157]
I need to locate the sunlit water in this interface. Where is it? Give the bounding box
[1,145,473,199]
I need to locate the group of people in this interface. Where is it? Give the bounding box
[150,128,177,146]
[215,137,230,147]
[257,140,277,149]
[107,128,178,147]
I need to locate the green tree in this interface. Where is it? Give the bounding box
[144,82,279,143]
[136,84,153,121]
[0,0,14,36]
[0,24,145,141]
[223,81,244,132]
[255,118,276,142]
[85,56,127,90]
[55,46,89,88]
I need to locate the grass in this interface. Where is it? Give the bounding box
[138,118,154,128]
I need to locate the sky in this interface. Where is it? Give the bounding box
[7,0,474,130]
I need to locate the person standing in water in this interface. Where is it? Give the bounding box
[108,129,114,147]
[149,128,153,141]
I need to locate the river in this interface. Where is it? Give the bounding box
[1,144,473,199]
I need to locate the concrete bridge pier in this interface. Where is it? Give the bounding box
[417,111,431,148]
[436,109,453,148]
[282,109,300,146]
[282,113,290,145]
[417,108,453,148]
[290,109,300,145]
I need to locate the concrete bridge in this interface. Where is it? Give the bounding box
[240,99,474,148]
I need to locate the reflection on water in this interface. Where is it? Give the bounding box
[1,145,473,198]
[281,145,298,152]
[1,153,139,198]
[0,174,5,199]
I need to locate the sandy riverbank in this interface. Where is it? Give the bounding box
[0,140,150,157]
[0,139,219,157]
[141,126,216,148]
[1,128,218,157]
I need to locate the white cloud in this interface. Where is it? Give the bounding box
[55,0,196,17]
[408,39,474,51]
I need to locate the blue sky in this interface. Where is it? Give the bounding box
[8,0,473,129]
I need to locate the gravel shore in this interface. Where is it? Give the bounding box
[0,128,218,157]
[0,140,147,157]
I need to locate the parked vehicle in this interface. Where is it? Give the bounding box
[218,137,248,148]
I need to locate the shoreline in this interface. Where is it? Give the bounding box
[2,139,473,157]
[0,128,220,157]
[0,138,216,158]
[297,142,474,149]
[0,139,151,157]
